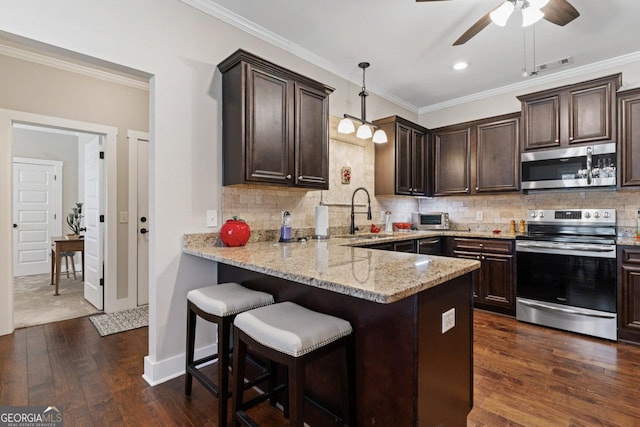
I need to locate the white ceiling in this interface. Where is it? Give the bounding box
[187,0,640,113]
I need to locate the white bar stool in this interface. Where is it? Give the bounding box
[231,301,355,427]
[185,282,274,427]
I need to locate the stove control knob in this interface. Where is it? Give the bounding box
[594,212,600,218]
[584,212,591,218]
[538,211,544,218]
[603,211,610,218]
[530,212,537,218]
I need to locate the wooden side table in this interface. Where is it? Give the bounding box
[50,236,85,296]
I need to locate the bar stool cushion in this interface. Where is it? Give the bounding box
[234,301,352,357]
[187,283,274,317]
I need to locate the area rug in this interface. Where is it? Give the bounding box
[89,305,149,336]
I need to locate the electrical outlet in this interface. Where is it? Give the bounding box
[119,212,128,224]
[206,210,217,228]
[475,211,484,221]
[442,308,455,334]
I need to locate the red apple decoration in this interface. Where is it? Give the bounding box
[220,216,251,247]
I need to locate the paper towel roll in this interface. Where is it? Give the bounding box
[315,205,329,237]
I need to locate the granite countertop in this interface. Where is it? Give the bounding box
[184,235,480,304]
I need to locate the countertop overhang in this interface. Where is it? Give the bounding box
[184,232,481,304]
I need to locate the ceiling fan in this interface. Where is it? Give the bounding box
[416,0,580,46]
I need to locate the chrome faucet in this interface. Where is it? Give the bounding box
[350,187,372,234]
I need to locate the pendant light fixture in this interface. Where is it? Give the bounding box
[337,62,388,144]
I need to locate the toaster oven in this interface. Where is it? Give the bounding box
[411,212,449,230]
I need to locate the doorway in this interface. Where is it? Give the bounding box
[0,109,119,334]
[11,123,107,326]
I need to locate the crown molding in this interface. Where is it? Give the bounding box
[181,0,419,113]
[419,50,640,114]
[182,0,640,116]
[0,43,149,91]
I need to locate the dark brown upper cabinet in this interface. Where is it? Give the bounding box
[432,113,520,196]
[618,87,640,188]
[518,74,621,151]
[432,127,471,196]
[373,116,429,196]
[218,49,334,189]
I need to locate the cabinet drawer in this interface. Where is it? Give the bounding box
[450,238,513,254]
[620,247,640,265]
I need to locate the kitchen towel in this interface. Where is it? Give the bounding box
[315,205,329,237]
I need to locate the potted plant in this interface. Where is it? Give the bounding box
[66,202,86,239]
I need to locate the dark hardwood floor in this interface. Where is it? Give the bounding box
[1,310,639,426]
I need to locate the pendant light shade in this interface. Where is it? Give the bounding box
[356,124,373,139]
[372,129,388,144]
[490,1,515,27]
[338,117,355,134]
[337,61,387,143]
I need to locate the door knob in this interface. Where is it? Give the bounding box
[140,228,148,234]
[13,223,17,228]
[140,217,147,223]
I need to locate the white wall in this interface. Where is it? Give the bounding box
[0,0,416,384]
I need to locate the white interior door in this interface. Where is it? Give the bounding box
[83,136,103,309]
[12,158,62,276]
[128,131,149,307]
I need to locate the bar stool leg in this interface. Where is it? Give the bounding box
[345,336,356,427]
[231,331,247,427]
[185,304,196,396]
[289,360,305,427]
[71,254,77,280]
[218,317,232,427]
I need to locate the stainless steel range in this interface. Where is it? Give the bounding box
[516,208,617,340]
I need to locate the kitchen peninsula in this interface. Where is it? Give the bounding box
[184,234,480,426]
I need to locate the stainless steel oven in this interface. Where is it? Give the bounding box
[516,209,617,340]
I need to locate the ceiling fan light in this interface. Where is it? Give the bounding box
[356,124,373,139]
[522,6,544,27]
[338,117,355,134]
[490,1,515,27]
[372,129,388,143]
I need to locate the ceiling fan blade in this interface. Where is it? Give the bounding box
[541,0,580,26]
[453,6,498,46]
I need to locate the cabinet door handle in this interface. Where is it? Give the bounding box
[298,175,303,180]
[569,136,574,141]
[555,139,559,143]
[286,174,292,179]
[475,186,479,191]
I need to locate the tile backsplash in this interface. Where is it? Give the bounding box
[222,116,639,235]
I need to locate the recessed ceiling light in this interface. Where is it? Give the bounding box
[453,61,469,71]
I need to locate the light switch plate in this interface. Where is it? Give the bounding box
[206,210,217,228]
[119,212,128,224]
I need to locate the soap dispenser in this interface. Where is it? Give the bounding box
[279,211,294,243]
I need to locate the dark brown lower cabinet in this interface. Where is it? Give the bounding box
[446,237,515,315]
[617,246,640,343]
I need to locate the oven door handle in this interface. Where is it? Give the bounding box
[519,300,616,319]
[517,242,616,254]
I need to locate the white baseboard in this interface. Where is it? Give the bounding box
[142,343,217,386]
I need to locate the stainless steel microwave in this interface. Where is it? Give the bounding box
[411,212,449,230]
[521,142,616,190]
